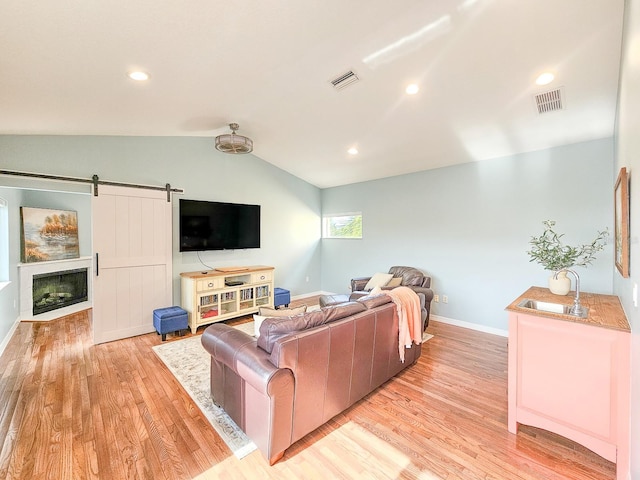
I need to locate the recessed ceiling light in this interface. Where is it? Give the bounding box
[348,147,359,155]
[405,84,419,95]
[128,71,150,81]
[535,72,554,86]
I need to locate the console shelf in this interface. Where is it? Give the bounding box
[180,266,274,334]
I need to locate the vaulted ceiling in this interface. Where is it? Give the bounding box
[0,0,625,188]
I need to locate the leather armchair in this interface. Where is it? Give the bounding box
[351,266,434,330]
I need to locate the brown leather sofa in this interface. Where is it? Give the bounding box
[201,294,422,465]
[351,266,434,329]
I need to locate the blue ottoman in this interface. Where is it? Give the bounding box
[153,306,188,341]
[274,288,291,309]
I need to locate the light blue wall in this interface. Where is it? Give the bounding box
[0,135,323,312]
[322,138,614,332]
[615,0,640,475]
[0,134,616,337]
[0,187,23,346]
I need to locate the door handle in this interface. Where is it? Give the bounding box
[95,253,99,276]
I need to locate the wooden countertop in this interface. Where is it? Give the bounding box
[505,286,630,332]
[180,265,274,279]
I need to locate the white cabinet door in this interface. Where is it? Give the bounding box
[92,185,172,344]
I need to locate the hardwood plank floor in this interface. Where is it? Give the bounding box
[0,298,616,479]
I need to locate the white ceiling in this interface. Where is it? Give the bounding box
[0,0,625,188]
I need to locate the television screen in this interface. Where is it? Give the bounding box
[179,199,261,252]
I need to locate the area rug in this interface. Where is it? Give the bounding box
[152,333,257,459]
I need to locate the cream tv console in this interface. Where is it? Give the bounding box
[180,265,274,334]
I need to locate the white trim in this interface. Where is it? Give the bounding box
[18,257,92,321]
[0,316,21,358]
[322,212,363,239]
[431,314,508,337]
[21,305,92,322]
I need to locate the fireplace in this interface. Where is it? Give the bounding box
[32,268,88,315]
[18,257,92,321]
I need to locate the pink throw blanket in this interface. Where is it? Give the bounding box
[385,286,422,362]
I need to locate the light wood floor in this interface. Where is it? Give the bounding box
[0,297,615,479]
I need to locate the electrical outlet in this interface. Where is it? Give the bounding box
[433,294,439,303]
[442,295,448,304]
[305,276,309,282]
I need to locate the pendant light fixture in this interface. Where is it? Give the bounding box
[215,123,253,154]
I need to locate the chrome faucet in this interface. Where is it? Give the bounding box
[554,268,585,317]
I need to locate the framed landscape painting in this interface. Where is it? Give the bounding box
[614,167,629,277]
[20,207,80,263]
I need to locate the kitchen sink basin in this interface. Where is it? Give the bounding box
[517,299,589,318]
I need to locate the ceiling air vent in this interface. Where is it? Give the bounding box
[534,88,565,114]
[330,70,360,91]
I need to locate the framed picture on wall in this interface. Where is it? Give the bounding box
[20,207,80,263]
[614,167,629,277]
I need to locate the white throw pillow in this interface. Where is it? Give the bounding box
[364,272,393,291]
[258,305,307,317]
[370,286,383,295]
[254,305,307,338]
[253,314,267,338]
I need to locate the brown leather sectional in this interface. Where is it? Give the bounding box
[201,294,422,464]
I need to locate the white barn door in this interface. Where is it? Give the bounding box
[92,185,172,344]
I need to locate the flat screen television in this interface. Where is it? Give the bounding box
[179,199,261,252]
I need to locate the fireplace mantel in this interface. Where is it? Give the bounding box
[18,257,93,321]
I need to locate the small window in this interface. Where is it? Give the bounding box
[322,213,362,239]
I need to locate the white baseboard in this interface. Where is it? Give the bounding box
[20,301,92,322]
[431,314,508,337]
[0,316,21,358]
